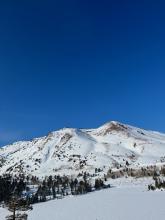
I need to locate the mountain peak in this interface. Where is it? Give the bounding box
[1,121,165,177]
[95,121,128,136]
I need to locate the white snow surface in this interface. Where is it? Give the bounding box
[1,121,165,177]
[6,178,165,220]
[0,207,10,220]
[1,177,165,220]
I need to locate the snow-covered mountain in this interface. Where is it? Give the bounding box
[1,121,165,177]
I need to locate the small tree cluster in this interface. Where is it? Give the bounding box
[148,177,165,191]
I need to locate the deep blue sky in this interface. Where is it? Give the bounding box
[0,0,165,146]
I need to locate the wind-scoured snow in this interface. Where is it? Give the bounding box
[1,121,165,177]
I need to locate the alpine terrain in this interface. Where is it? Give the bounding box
[1,121,165,177]
[1,121,165,220]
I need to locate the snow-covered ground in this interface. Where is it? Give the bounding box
[1,177,164,220]
[0,207,9,220]
[1,121,165,219]
[27,178,165,220]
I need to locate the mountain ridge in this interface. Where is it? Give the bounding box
[1,121,165,177]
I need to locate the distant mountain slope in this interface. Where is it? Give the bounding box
[0,121,165,177]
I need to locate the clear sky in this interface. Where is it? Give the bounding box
[0,1,165,146]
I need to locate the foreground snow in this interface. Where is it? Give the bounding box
[0,207,9,220]
[27,178,165,220]
[1,178,165,220]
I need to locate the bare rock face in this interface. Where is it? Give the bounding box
[96,121,128,136]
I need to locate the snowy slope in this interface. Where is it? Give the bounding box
[1,121,165,177]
